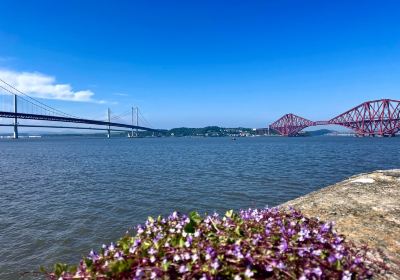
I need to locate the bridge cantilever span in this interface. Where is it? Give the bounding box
[269,113,315,136]
[328,99,400,137]
[269,99,400,137]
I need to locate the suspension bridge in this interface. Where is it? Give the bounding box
[269,99,400,137]
[0,79,160,139]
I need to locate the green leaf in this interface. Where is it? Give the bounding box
[335,260,342,270]
[225,209,234,218]
[142,241,151,250]
[68,265,77,274]
[84,258,93,269]
[110,260,130,273]
[184,221,195,233]
[227,237,236,244]
[170,237,179,247]
[162,261,171,271]
[234,226,242,236]
[320,251,327,259]
[207,232,218,241]
[178,237,185,248]
[119,260,130,273]
[119,237,131,252]
[271,235,280,242]
[189,211,202,225]
[54,263,68,277]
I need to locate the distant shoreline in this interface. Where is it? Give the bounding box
[0,127,357,138]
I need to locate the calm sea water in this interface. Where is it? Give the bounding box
[0,136,399,279]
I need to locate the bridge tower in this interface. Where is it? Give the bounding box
[131,106,134,137]
[136,106,139,137]
[13,95,18,139]
[129,106,139,137]
[107,108,111,138]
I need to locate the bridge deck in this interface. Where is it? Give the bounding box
[0,111,159,132]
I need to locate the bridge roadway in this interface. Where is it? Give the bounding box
[0,111,160,137]
[0,124,140,132]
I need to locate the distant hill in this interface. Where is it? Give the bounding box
[0,127,339,138]
[168,126,254,137]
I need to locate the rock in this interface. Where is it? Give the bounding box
[280,170,400,279]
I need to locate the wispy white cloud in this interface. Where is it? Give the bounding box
[0,69,105,103]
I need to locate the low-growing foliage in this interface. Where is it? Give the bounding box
[47,208,373,279]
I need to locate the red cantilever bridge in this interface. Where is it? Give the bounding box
[269,99,400,137]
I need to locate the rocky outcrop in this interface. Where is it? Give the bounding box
[281,170,400,279]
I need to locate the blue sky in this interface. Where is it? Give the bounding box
[0,0,399,129]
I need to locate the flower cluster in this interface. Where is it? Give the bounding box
[48,208,373,279]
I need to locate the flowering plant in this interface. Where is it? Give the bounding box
[47,208,373,279]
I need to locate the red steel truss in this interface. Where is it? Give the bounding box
[269,99,400,136]
[269,113,315,136]
[329,99,400,136]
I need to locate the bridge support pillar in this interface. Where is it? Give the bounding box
[13,123,18,139]
[107,108,111,138]
[13,95,18,139]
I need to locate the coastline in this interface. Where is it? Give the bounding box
[280,170,400,279]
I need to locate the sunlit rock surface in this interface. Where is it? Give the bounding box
[281,170,400,279]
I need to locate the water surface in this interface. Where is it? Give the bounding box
[1,136,399,279]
